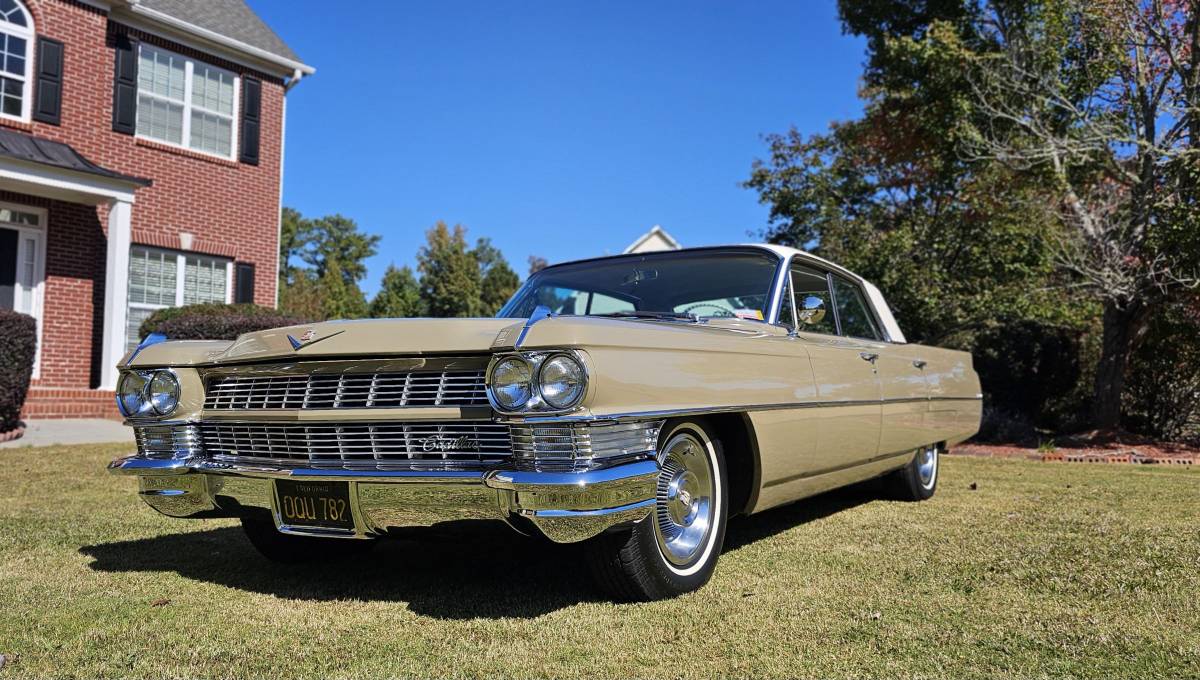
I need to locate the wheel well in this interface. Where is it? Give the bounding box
[705,412,759,517]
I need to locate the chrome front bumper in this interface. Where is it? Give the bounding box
[107,456,659,543]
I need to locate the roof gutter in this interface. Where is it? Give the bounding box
[123,2,315,77]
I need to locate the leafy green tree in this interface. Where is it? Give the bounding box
[369,264,425,318]
[472,238,520,316]
[318,256,368,319]
[417,222,482,317]
[746,0,1094,433]
[278,271,323,320]
[278,209,378,320]
[278,207,310,284]
[959,0,1200,428]
[301,214,380,284]
[528,255,548,275]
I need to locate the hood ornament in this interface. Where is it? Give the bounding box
[286,328,344,351]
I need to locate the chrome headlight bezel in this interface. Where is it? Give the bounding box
[486,350,590,415]
[148,369,181,416]
[116,370,151,417]
[489,356,534,410]
[537,353,586,410]
[117,369,180,418]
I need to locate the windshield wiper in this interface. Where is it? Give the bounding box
[591,311,699,322]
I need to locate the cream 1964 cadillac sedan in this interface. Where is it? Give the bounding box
[109,245,981,600]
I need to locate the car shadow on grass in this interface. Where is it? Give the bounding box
[79,482,883,619]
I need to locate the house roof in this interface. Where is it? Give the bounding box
[623,225,681,254]
[0,128,151,187]
[131,0,307,70]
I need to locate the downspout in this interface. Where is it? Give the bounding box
[275,68,304,308]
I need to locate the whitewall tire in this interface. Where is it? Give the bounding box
[584,419,729,601]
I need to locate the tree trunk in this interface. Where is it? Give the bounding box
[1092,301,1142,430]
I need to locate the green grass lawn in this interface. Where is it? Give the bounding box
[1,444,1197,678]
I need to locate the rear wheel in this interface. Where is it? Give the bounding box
[585,419,728,601]
[240,515,375,563]
[887,443,939,501]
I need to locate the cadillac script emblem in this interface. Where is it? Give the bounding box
[419,435,480,453]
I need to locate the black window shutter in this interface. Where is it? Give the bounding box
[239,76,261,165]
[111,33,137,135]
[235,262,256,303]
[32,36,63,125]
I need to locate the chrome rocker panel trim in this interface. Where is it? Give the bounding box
[108,455,659,544]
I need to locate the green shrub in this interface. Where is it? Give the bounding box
[971,319,1095,437]
[137,303,311,342]
[1123,302,1200,441]
[0,310,37,432]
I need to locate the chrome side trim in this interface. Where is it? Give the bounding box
[762,449,914,488]
[504,395,984,424]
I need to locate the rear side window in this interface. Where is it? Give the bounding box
[831,276,881,340]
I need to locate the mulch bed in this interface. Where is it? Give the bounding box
[953,436,1198,466]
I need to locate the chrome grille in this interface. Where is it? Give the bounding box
[135,424,203,460]
[203,370,488,410]
[510,420,662,471]
[199,421,511,469]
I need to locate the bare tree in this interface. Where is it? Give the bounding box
[965,0,1200,429]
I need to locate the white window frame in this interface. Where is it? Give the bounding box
[0,201,47,377]
[127,246,232,350]
[134,44,241,161]
[0,0,34,123]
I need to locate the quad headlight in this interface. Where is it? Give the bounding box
[117,369,180,417]
[490,357,534,409]
[487,351,588,413]
[538,354,585,409]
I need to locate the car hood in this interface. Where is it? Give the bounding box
[125,315,783,367]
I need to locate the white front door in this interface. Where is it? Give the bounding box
[0,203,47,377]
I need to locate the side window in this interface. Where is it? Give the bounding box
[785,265,837,335]
[831,276,881,340]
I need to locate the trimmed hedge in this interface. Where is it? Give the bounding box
[0,310,37,432]
[137,303,311,342]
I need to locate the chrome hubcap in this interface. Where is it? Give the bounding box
[654,432,715,567]
[917,445,937,488]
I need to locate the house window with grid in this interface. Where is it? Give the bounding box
[127,246,231,351]
[136,44,238,158]
[0,0,32,121]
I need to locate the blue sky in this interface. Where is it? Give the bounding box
[252,1,866,295]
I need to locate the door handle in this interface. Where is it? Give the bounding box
[912,359,927,369]
[859,352,879,363]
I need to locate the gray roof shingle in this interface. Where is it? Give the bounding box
[0,128,151,186]
[136,0,302,64]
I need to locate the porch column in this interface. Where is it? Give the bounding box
[100,198,132,391]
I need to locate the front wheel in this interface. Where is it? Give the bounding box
[584,419,728,601]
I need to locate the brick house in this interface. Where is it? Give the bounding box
[0,0,312,419]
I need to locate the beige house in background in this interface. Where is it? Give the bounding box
[624,225,680,253]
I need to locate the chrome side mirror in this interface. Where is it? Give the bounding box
[797,296,826,326]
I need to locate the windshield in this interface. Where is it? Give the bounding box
[498,249,782,321]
